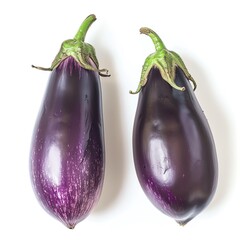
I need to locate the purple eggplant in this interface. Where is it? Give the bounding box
[30,14,109,229]
[130,28,218,225]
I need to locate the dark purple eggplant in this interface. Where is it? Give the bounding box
[30,14,109,229]
[130,27,218,225]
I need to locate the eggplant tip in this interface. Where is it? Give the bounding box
[67,225,75,230]
[65,222,76,229]
[176,221,187,226]
[176,218,192,226]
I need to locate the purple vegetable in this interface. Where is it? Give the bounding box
[30,14,109,229]
[130,28,218,225]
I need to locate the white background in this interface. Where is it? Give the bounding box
[0,0,239,239]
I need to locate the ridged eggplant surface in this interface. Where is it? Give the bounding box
[30,57,104,228]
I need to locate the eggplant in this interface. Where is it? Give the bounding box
[30,14,109,229]
[130,27,218,225]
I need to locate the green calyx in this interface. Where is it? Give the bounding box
[32,14,109,77]
[130,27,196,94]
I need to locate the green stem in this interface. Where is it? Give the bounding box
[74,14,96,41]
[130,27,196,94]
[32,14,109,76]
[31,65,52,71]
[140,27,166,52]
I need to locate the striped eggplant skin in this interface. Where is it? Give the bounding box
[30,56,104,229]
[132,67,218,225]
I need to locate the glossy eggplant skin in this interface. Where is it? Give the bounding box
[133,67,218,225]
[30,57,104,229]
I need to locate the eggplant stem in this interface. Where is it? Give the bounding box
[33,14,109,76]
[140,27,166,52]
[74,14,96,42]
[170,51,197,90]
[96,68,110,77]
[31,65,52,71]
[129,87,141,94]
[99,72,111,77]
[130,27,197,94]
